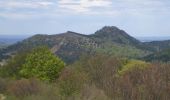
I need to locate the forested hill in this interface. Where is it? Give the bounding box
[0,26,170,63]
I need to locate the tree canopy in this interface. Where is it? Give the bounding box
[20,46,65,81]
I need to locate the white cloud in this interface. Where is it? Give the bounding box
[0,0,55,19]
[0,0,169,19]
[0,1,54,9]
[57,0,170,16]
[58,0,112,13]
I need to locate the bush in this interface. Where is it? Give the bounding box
[79,54,124,98]
[58,68,87,98]
[7,78,40,98]
[76,55,170,100]
[114,63,170,100]
[118,60,150,76]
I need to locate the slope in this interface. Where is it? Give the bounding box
[0,26,156,63]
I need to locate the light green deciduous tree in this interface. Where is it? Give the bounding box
[20,46,65,81]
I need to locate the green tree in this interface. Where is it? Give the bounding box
[20,46,65,81]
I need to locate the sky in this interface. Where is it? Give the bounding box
[0,0,170,37]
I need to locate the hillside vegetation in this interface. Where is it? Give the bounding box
[144,48,170,62]
[0,52,170,100]
[0,26,152,64]
[0,26,170,100]
[1,26,170,64]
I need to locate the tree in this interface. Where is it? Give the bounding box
[20,46,65,81]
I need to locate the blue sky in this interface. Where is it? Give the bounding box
[0,0,170,37]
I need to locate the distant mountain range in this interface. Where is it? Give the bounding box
[136,36,170,42]
[0,35,30,44]
[0,26,170,63]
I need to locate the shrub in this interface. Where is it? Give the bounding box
[79,54,124,98]
[58,68,87,98]
[118,60,150,76]
[114,63,170,100]
[7,78,40,98]
[76,55,170,100]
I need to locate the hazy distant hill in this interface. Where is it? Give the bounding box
[143,40,170,52]
[0,35,29,44]
[0,26,170,63]
[0,42,9,49]
[136,36,170,42]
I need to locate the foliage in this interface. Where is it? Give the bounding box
[96,43,149,58]
[0,51,29,78]
[0,26,161,64]
[20,46,65,81]
[74,55,170,100]
[78,54,125,97]
[7,78,40,98]
[1,53,170,100]
[118,60,150,76]
[58,67,87,98]
[143,49,170,62]
[115,63,170,100]
[4,78,60,100]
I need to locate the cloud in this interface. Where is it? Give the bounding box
[0,0,56,19]
[58,0,112,13]
[0,0,53,12]
[0,0,169,19]
[0,1,54,10]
